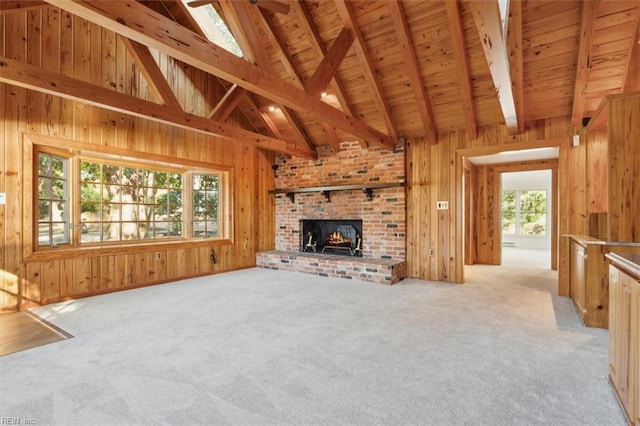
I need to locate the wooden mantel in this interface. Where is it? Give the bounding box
[269,182,405,202]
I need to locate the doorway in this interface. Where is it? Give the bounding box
[500,170,552,269]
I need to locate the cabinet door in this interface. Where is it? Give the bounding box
[609,266,620,378]
[632,279,639,425]
[571,243,586,318]
[616,270,635,420]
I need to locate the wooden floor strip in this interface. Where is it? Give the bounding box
[0,311,73,356]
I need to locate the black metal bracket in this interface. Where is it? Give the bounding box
[321,190,331,202]
[363,188,375,201]
[286,192,295,203]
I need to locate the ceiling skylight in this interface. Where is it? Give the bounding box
[182,0,243,57]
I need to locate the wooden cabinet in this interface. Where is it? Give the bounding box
[585,92,640,243]
[608,255,640,425]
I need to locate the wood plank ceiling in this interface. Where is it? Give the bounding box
[1,0,639,158]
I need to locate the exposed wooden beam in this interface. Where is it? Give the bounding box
[219,0,316,150]
[334,0,399,140]
[121,39,182,110]
[0,1,47,14]
[444,0,478,140]
[571,0,598,127]
[45,0,394,149]
[389,0,438,143]
[322,123,342,153]
[281,107,317,153]
[0,56,316,159]
[305,27,353,98]
[291,0,367,148]
[250,0,290,16]
[254,1,342,151]
[507,0,524,134]
[469,0,519,133]
[208,83,242,121]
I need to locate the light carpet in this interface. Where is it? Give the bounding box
[0,250,625,425]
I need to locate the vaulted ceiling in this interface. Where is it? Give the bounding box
[2,0,639,159]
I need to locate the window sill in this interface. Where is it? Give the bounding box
[24,238,233,262]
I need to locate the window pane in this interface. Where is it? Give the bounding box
[102,223,118,241]
[38,178,50,199]
[52,179,65,200]
[38,223,51,245]
[519,190,546,235]
[39,154,50,174]
[122,222,141,240]
[170,221,182,237]
[81,161,101,182]
[51,157,65,178]
[38,201,50,222]
[51,201,65,221]
[501,190,516,234]
[103,165,120,184]
[52,222,68,245]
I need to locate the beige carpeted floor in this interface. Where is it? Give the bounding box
[0,248,625,425]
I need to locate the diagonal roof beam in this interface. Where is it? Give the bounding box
[219,0,316,151]
[389,0,438,144]
[305,27,353,98]
[444,0,478,140]
[208,83,242,121]
[254,4,345,151]
[334,0,398,140]
[469,0,519,133]
[46,0,394,149]
[506,0,524,134]
[291,0,366,148]
[571,0,598,127]
[122,38,182,110]
[0,56,316,159]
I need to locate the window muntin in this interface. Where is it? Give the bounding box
[501,189,547,236]
[37,152,70,247]
[80,161,184,243]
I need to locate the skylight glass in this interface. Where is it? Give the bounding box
[181,0,243,57]
[498,0,509,35]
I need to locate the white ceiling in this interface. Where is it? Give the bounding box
[468,147,559,165]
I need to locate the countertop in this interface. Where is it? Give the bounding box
[606,253,640,279]
[564,234,640,247]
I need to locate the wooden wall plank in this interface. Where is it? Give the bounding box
[609,94,640,242]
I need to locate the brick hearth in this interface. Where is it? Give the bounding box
[256,250,406,285]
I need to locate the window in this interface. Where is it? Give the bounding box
[501,190,547,236]
[79,161,184,243]
[30,141,231,254]
[192,174,219,238]
[37,152,70,247]
[181,0,243,57]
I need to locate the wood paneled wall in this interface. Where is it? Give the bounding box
[1,8,275,311]
[470,160,559,267]
[407,119,572,283]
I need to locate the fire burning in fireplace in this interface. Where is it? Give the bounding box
[301,219,363,257]
[326,231,352,247]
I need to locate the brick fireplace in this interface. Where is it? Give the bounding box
[256,141,407,284]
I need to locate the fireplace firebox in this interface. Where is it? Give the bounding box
[301,219,363,257]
